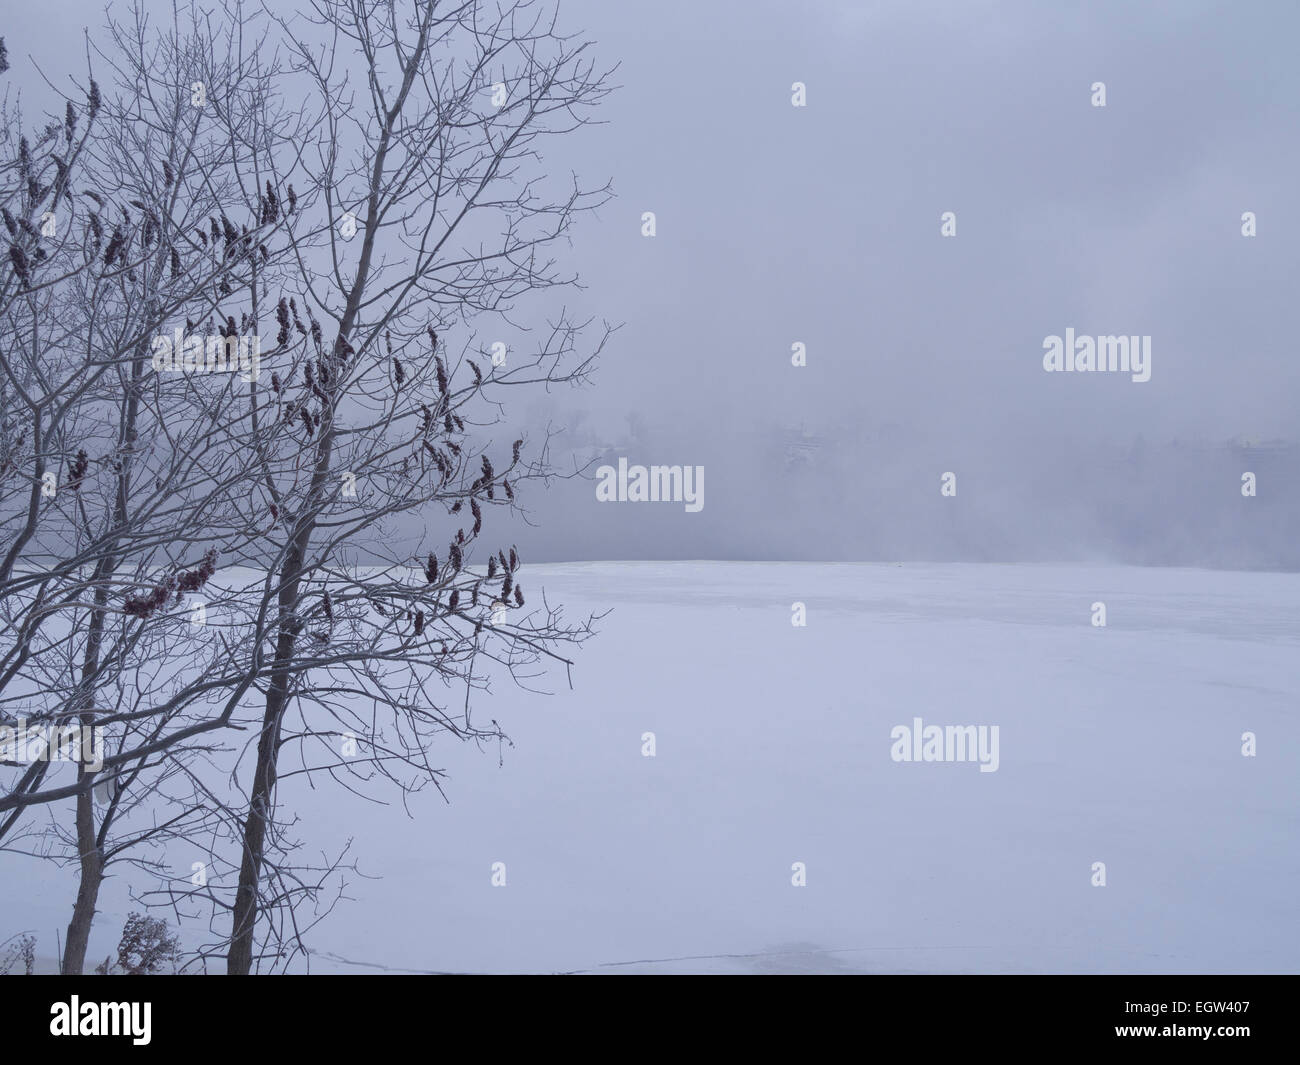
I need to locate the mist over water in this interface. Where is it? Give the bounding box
[478,0,1298,566]
[10,0,1297,567]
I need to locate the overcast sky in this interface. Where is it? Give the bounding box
[6,0,1298,563]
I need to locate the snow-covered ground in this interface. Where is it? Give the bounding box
[4,561,1298,973]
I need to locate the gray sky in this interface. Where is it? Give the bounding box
[7,0,1299,564]
[557,0,1299,440]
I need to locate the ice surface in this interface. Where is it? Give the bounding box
[3,561,1297,973]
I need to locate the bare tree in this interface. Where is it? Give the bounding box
[219,0,614,973]
[0,3,309,970]
[2,0,614,975]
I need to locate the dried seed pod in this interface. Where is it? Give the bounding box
[123,576,176,620]
[66,449,89,491]
[276,298,290,346]
[102,226,125,266]
[8,245,31,286]
[178,553,218,595]
[262,180,278,224]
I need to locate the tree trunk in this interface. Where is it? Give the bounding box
[226,631,294,975]
[61,581,111,975]
[61,772,103,973]
[61,343,144,974]
[227,538,308,974]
